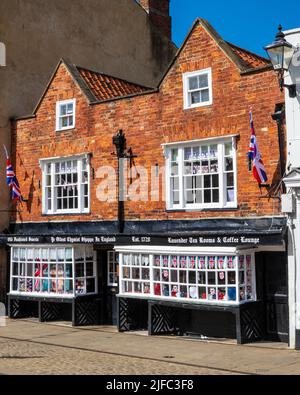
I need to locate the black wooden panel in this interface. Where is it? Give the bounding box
[118,298,148,332]
[149,304,178,335]
[40,302,62,322]
[8,297,39,319]
[238,302,264,344]
[73,298,99,326]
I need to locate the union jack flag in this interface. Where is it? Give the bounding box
[172,256,178,268]
[4,145,23,202]
[189,256,196,269]
[228,256,235,269]
[209,257,215,269]
[180,256,187,268]
[198,257,206,269]
[218,256,225,269]
[248,110,268,185]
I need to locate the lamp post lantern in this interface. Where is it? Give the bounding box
[264,25,297,98]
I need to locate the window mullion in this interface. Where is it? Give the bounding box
[178,148,184,208]
[51,162,56,214]
[218,144,225,208]
[78,159,83,213]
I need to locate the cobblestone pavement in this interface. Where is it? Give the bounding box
[0,319,299,375]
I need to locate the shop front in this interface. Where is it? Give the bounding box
[3,216,288,344]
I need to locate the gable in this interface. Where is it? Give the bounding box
[159,18,272,88]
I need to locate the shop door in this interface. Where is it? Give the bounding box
[263,252,289,343]
[98,249,119,326]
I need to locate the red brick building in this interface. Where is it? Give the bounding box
[5,19,288,345]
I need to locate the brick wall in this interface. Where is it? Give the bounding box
[11,23,285,225]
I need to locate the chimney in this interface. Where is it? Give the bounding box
[139,0,172,41]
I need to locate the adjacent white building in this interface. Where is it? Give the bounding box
[281,27,300,349]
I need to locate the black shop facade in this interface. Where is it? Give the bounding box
[2,217,289,345]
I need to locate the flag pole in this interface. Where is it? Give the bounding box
[3,145,9,159]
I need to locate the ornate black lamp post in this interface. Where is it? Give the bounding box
[264,25,297,97]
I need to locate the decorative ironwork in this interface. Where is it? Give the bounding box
[40,302,61,322]
[73,299,98,326]
[118,298,145,332]
[239,303,264,343]
[9,298,22,318]
[149,304,177,335]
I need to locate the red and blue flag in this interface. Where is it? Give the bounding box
[248,110,268,185]
[4,145,23,202]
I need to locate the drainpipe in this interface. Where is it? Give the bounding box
[272,103,286,191]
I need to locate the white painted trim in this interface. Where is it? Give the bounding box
[39,152,91,165]
[161,134,239,148]
[183,68,213,110]
[55,98,76,132]
[41,155,91,215]
[114,245,256,255]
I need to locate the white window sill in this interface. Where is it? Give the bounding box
[56,126,75,132]
[118,293,254,306]
[43,210,90,216]
[166,204,238,212]
[184,101,213,110]
[9,292,75,299]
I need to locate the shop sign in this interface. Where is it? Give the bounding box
[0,233,283,246]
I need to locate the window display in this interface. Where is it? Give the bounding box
[10,246,97,297]
[120,252,255,305]
[107,251,119,286]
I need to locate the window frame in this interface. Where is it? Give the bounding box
[183,68,213,110]
[40,154,91,215]
[107,251,119,287]
[56,99,76,132]
[117,247,257,306]
[9,245,98,299]
[164,137,238,211]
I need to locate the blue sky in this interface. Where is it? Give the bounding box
[170,0,300,56]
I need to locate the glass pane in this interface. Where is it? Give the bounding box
[191,91,200,104]
[86,262,94,277]
[201,89,210,102]
[201,146,209,158]
[86,279,95,294]
[225,142,233,156]
[198,72,208,86]
[199,287,207,300]
[60,104,67,116]
[189,76,199,90]
[228,271,236,285]
[172,149,178,162]
[208,287,217,300]
[208,272,216,285]
[204,190,211,203]
[213,189,219,203]
[198,272,206,285]
[228,287,237,301]
[225,157,233,172]
[218,272,226,285]
[184,148,192,160]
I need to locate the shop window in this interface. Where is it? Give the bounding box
[10,246,97,297]
[41,155,90,215]
[107,251,119,287]
[121,254,151,296]
[56,99,76,131]
[166,138,237,210]
[120,252,255,305]
[183,68,213,109]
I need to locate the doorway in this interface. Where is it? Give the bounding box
[261,252,289,343]
[97,248,119,326]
